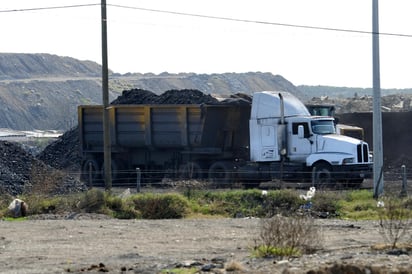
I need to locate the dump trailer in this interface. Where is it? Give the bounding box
[79,91,373,187]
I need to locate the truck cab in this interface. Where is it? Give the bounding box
[249,91,372,185]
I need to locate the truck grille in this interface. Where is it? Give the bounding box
[357,144,369,163]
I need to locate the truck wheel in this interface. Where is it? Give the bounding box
[179,162,203,180]
[81,158,101,183]
[313,163,333,189]
[208,161,233,187]
[344,179,364,189]
[101,160,123,182]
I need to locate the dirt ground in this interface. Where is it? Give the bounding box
[1,216,411,274]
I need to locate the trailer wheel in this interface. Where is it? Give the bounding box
[179,162,203,180]
[101,159,123,182]
[81,158,101,183]
[313,163,333,189]
[208,161,233,187]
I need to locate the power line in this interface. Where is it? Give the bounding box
[109,4,412,38]
[0,3,100,13]
[1,3,412,38]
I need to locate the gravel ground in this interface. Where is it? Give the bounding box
[1,216,411,274]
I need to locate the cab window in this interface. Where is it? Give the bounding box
[292,122,310,138]
[311,120,336,135]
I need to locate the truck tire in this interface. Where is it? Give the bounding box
[81,158,101,183]
[313,163,333,189]
[344,178,364,188]
[208,161,233,187]
[179,162,203,180]
[101,159,123,182]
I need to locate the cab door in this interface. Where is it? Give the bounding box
[288,122,312,161]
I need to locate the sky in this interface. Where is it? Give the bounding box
[1,0,412,89]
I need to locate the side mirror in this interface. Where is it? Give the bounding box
[298,125,305,139]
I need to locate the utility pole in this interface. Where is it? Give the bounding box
[101,0,112,190]
[372,0,384,198]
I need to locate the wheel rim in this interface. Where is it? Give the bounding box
[208,162,233,186]
[101,160,122,181]
[180,162,202,180]
[314,165,332,188]
[82,159,100,181]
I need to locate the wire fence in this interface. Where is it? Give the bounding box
[70,166,412,194]
[4,165,410,196]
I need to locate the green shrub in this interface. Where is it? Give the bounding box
[402,197,412,210]
[337,190,378,219]
[77,188,106,213]
[27,196,60,214]
[105,195,141,219]
[190,189,303,218]
[216,190,267,217]
[310,191,342,216]
[253,215,322,258]
[21,194,79,215]
[130,193,189,219]
[344,189,373,202]
[0,192,14,217]
[193,199,233,216]
[263,189,304,217]
[6,188,406,222]
[252,245,300,257]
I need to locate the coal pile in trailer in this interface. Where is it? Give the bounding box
[110,88,220,105]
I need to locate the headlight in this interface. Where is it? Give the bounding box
[342,157,354,164]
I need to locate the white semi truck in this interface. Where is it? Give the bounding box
[79,91,372,187]
[247,91,372,186]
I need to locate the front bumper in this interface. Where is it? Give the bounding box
[332,163,373,180]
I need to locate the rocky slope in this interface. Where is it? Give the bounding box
[2,53,412,131]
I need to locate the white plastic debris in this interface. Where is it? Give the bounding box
[377,200,385,207]
[261,190,268,196]
[299,186,316,201]
[8,198,28,217]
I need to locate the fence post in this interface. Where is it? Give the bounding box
[136,167,141,193]
[311,167,316,187]
[88,162,93,189]
[400,164,407,197]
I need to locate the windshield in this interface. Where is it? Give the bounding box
[311,119,336,135]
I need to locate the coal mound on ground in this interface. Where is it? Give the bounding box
[0,141,86,196]
[0,141,31,195]
[37,127,80,173]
